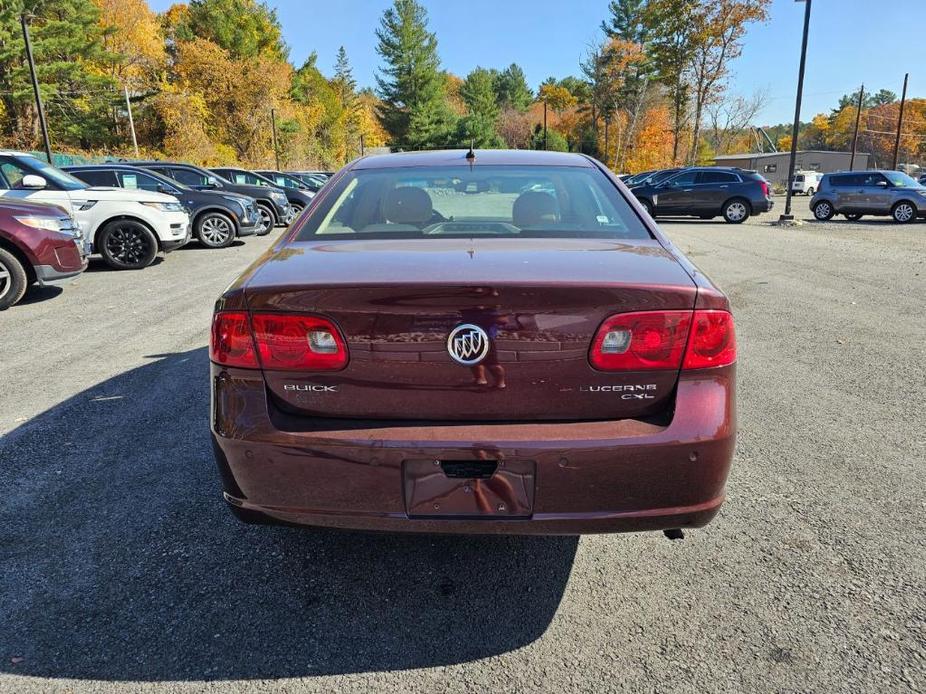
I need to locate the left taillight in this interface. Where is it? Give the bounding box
[251,313,348,371]
[210,311,258,368]
[210,311,349,371]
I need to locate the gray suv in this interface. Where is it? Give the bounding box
[810,170,926,223]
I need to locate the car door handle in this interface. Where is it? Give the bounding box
[682,188,693,192]
[719,185,729,188]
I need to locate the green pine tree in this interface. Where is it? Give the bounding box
[457,67,503,148]
[494,63,533,112]
[0,0,118,150]
[375,0,456,149]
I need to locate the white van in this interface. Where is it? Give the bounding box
[0,151,190,269]
[791,171,822,196]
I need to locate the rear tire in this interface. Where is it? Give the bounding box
[640,199,655,218]
[722,198,750,224]
[195,211,236,248]
[813,200,835,221]
[806,186,815,196]
[0,247,28,310]
[892,201,916,223]
[98,220,158,270]
[844,213,863,221]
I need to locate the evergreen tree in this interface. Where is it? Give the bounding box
[183,0,288,61]
[0,0,118,150]
[457,67,503,147]
[601,0,650,43]
[494,63,533,112]
[375,0,455,149]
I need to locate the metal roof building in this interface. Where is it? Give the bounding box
[712,150,871,187]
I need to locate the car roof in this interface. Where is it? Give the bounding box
[350,149,594,170]
[63,163,146,171]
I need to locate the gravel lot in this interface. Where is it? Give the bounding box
[1,210,924,693]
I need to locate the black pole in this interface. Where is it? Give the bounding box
[849,84,864,171]
[780,0,812,222]
[360,133,365,156]
[891,73,908,171]
[543,100,548,151]
[20,14,52,163]
[270,108,281,170]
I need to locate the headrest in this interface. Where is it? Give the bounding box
[383,186,433,225]
[512,191,560,227]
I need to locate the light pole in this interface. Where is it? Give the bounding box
[779,0,812,223]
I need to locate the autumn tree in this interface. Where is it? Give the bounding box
[375,0,455,149]
[686,0,770,164]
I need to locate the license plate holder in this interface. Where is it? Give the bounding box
[403,458,535,518]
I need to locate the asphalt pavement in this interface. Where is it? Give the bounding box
[1,212,924,693]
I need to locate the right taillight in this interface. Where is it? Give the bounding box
[682,310,736,369]
[590,309,735,371]
[210,311,349,371]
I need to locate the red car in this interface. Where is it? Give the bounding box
[210,150,736,536]
[0,199,87,309]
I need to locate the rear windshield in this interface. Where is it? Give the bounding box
[296,165,651,240]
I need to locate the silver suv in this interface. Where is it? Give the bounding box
[810,170,926,223]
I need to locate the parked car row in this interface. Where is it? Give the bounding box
[0,150,333,308]
[622,165,774,224]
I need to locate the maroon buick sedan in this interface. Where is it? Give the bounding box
[210,150,736,536]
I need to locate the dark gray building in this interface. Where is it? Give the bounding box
[712,150,871,187]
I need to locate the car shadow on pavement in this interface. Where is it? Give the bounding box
[12,284,63,307]
[0,347,577,683]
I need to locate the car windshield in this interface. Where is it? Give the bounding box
[260,172,306,189]
[884,171,923,188]
[20,156,88,191]
[297,165,651,240]
[649,169,680,185]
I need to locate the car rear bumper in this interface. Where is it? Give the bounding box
[755,197,774,213]
[210,365,736,535]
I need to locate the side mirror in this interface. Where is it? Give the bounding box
[21,174,47,189]
[157,184,175,194]
[875,180,889,188]
[206,176,220,188]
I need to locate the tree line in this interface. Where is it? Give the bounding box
[2,0,921,171]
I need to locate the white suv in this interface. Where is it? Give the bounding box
[0,152,190,269]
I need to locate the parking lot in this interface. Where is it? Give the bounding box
[1,209,924,693]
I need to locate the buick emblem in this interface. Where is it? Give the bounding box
[447,324,490,365]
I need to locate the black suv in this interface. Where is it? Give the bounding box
[211,167,312,218]
[253,170,317,214]
[64,164,261,248]
[132,162,290,234]
[630,167,773,223]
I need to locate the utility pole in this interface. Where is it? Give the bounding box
[270,108,281,170]
[123,85,139,158]
[891,73,908,171]
[360,133,365,157]
[849,84,864,171]
[543,100,548,151]
[779,0,812,223]
[20,13,53,163]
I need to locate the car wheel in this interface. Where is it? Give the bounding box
[892,201,916,223]
[196,211,236,248]
[813,200,835,221]
[0,247,28,310]
[722,198,750,224]
[844,213,863,221]
[640,199,655,218]
[98,220,158,270]
[256,204,275,235]
[290,202,305,218]
[806,187,815,196]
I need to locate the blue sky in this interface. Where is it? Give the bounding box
[149,0,925,125]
